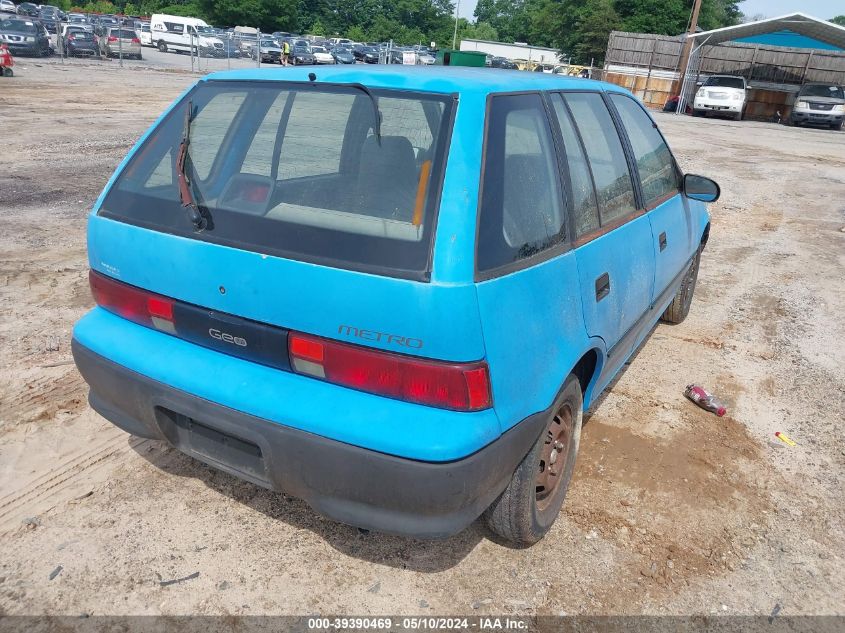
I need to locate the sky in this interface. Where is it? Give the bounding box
[458,0,843,22]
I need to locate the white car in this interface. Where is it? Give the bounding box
[0,0,17,13]
[310,45,335,64]
[693,75,747,121]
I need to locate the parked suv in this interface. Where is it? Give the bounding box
[99,26,141,59]
[72,68,718,545]
[693,75,747,120]
[0,17,50,56]
[789,83,845,130]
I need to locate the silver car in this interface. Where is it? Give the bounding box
[99,26,141,59]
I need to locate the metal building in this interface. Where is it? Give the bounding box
[459,38,561,64]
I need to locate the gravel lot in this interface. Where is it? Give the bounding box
[0,59,843,618]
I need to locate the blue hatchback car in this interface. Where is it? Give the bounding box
[73,66,719,544]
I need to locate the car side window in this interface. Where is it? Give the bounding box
[610,94,679,208]
[477,93,566,274]
[550,94,600,238]
[562,92,636,226]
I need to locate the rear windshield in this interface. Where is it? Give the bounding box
[802,85,845,99]
[114,29,137,38]
[99,81,454,280]
[71,31,93,39]
[704,76,744,89]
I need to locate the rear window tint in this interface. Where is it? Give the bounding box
[476,93,566,274]
[99,81,453,280]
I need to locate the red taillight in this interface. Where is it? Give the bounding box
[108,35,117,42]
[67,34,75,40]
[131,37,140,44]
[289,332,492,412]
[89,270,175,333]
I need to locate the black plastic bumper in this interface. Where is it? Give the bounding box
[71,339,546,538]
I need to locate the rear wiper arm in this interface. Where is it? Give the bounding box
[176,99,208,231]
[347,83,382,145]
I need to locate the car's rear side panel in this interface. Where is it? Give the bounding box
[475,252,596,431]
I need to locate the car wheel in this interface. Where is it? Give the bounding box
[693,109,704,117]
[831,121,843,131]
[734,110,743,121]
[157,41,167,53]
[2,67,12,77]
[485,374,583,545]
[661,247,701,324]
[137,53,142,60]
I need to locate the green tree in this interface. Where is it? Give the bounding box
[347,24,367,41]
[196,0,297,31]
[157,2,204,17]
[538,0,620,64]
[473,0,538,42]
[309,17,325,34]
[463,20,498,41]
[831,16,845,26]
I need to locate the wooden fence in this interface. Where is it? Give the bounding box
[603,31,845,115]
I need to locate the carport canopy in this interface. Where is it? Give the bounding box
[689,13,845,51]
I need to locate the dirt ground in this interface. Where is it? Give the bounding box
[1,58,844,618]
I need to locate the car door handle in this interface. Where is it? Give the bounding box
[659,231,668,252]
[595,272,610,302]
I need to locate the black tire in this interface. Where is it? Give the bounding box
[693,109,705,117]
[661,248,701,324]
[831,121,843,131]
[485,374,583,546]
[734,110,743,121]
[157,40,167,53]
[2,67,12,77]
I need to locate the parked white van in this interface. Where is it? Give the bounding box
[149,14,223,56]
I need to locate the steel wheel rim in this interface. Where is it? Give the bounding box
[535,403,574,511]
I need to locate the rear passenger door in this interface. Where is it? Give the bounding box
[550,92,655,360]
[609,94,692,301]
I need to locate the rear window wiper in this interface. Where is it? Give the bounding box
[175,99,209,231]
[346,83,382,145]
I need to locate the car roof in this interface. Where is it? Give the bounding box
[202,65,627,97]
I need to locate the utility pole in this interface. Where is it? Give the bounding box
[674,0,703,95]
[452,0,460,49]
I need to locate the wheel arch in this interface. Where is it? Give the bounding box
[571,346,604,409]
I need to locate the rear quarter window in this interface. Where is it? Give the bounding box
[476,93,567,275]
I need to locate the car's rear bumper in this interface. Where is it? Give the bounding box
[72,339,546,538]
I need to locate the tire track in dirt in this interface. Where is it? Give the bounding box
[0,370,87,430]
[0,429,151,533]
